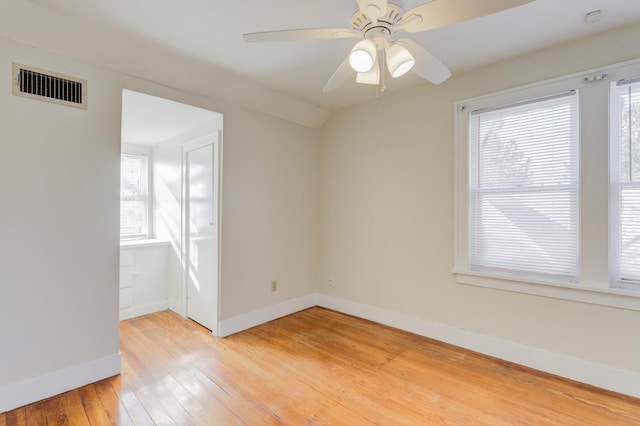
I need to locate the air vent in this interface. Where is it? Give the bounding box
[13,63,87,109]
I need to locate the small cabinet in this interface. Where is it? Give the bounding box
[119,250,134,309]
[119,241,170,320]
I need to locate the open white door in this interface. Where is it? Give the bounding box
[184,133,219,334]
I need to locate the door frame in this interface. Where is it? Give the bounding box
[181,131,221,335]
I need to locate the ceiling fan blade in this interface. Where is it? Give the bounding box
[400,0,534,33]
[323,58,354,92]
[357,0,388,21]
[243,28,359,42]
[398,38,451,85]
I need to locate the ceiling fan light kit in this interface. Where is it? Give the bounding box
[243,0,535,93]
[386,42,415,78]
[356,61,381,85]
[349,39,378,73]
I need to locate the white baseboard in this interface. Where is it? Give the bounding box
[0,353,121,413]
[218,294,317,337]
[215,293,640,397]
[315,294,640,398]
[119,300,170,321]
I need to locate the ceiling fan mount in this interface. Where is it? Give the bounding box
[350,2,404,32]
[243,0,534,93]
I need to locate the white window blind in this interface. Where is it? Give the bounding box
[612,80,640,285]
[468,91,579,281]
[120,154,148,239]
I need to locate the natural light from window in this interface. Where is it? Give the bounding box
[120,153,148,239]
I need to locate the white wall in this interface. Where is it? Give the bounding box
[0,38,121,411]
[0,35,320,411]
[221,107,320,319]
[318,23,640,375]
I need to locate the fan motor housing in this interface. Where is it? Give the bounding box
[351,2,404,32]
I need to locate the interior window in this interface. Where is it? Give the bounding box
[120,154,148,239]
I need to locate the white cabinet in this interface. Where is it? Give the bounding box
[119,250,135,309]
[119,240,170,320]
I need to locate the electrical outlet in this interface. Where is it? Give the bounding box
[328,275,334,286]
[271,280,278,292]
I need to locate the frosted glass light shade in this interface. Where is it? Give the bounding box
[356,61,380,85]
[386,43,415,78]
[349,39,377,73]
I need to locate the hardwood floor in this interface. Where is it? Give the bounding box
[2,307,639,425]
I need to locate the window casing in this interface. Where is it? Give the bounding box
[455,59,640,311]
[611,79,640,291]
[468,92,579,282]
[120,154,149,240]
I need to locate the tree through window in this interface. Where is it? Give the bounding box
[468,92,579,281]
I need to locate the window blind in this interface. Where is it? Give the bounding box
[468,91,579,280]
[120,154,148,239]
[614,81,640,283]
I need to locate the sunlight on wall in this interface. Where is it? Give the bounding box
[154,170,181,255]
[153,159,185,305]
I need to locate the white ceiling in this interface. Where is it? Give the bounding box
[121,90,218,146]
[3,0,640,115]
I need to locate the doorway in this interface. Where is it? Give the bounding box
[119,89,222,333]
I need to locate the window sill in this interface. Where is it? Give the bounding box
[120,239,170,249]
[453,269,640,312]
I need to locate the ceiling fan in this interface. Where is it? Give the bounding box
[243,0,534,92]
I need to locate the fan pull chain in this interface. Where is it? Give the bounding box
[381,47,387,93]
[376,48,387,100]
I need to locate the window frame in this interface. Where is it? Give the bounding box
[454,59,640,311]
[610,79,640,291]
[120,152,150,241]
[468,90,580,283]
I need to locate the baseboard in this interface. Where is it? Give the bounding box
[218,294,317,337]
[119,300,170,321]
[0,353,121,413]
[315,294,640,398]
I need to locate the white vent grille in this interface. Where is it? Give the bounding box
[13,63,87,109]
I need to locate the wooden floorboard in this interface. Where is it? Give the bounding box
[2,307,639,425]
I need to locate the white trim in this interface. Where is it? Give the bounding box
[120,153,150,240]
[217,294,317,337]
[119,300,170,321]
[454,57,640,306]
[455,270,640,311]
[0,353,121,413]
[216,293,640,397]
[456,57,640,111]
[119,239,170,249]
[315,294,640,398]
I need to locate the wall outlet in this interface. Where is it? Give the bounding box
[271,280,278,292]
[328,275,334,286]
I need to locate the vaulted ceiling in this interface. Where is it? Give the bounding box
[2,0,640,125]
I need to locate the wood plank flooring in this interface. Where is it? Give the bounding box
[2,307,639,425]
